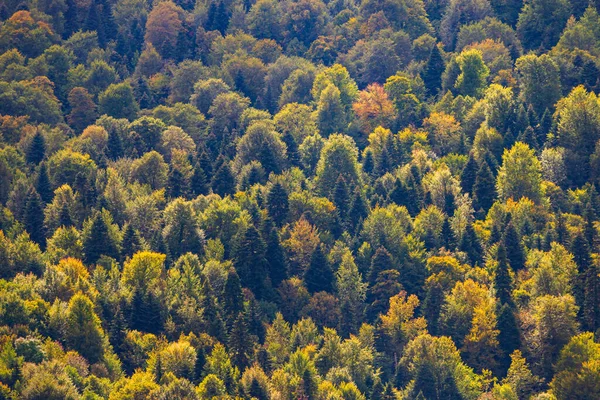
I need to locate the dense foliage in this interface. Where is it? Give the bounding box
[1,0,600,398]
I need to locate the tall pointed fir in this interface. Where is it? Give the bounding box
[503,222,525,271]
[211,159,236,197]
[304,245,334,294]
[35,163,53,204]
[460,153,478,195]
[26,131,46,165]
[83,212,120,265]
[472,160,496,215]
[24,188,46,249]
[422,44,445,97]
[266,182,289,226]
[263,218,288,288]
[223,268,244,328]
[191,162,209,196]
[121,224,143,260]
[228,312,252,370]
[233,225,270,298]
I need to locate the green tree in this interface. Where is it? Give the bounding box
[66,293,106,363]
[316,83,346,137]
[98,82,139,120]
[83,211,120,264]
[23,188,46,249]
[233,225,269,299]
[454,49,490,97]
[422,44,445,97]
[496,142,544,203]
[266,182,289,226]
[515,54,561,115]
[26,131,46,165]
[304,245,334,294]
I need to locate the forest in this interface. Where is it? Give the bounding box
[1,0,600,397]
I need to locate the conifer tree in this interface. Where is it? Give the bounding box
[212,159,236,197]
[233,225,269,298]
[223,268,244,327]
[266,182,289,226]
[26,132,46,165]
[422,44,445,97]
[35,163,53,204]
[503,222,525,271]
[191,162,209,196]
[228,312,252,370]
[460,153,478,195]
[472,160,496,214]
[304,245,334,294]
[263,219,288,288]
[84,212,120,265]
[107,127,123,160]
[368,246,393,285]
[460,223,483,265]
[333,176,350,225]
[24,188,46,249]
[495,244,513,307]
[121,224,142,260]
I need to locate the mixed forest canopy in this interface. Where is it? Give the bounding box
[2,0,600,398]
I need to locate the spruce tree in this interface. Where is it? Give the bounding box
[211,159,235,197]
[495,244,513,306]
[460,223,483,265]
[24,188,46,249]
[83,212,120,265]
[223,268,244,327]
[304,245,334,294]
[422,44,445,97]
[200,281,227,342]
[107,127,123,160]
[233,225,269,298]
[503,222,525,271]
[121,224,142,260]
[228,312,252,370]
[368,246,393,285]
[35,163,53,204]
[441,217,456,249]
[472,160,496,214]
[497,302,520,374]
[349,189,369,232]
[333,176,350,225]
[26,132,46,165]
[191,162,209,196]
[59,202,73,227]
[460,152,478,195]
[263,219,288,288]
[266,182,289,226]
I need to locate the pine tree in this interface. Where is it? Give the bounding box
[460,223,483,266]
[266,182,289,226]
[461,152,478,195]
[423,281,444,335]
[233,226,269,298]
[211,160,235,197]
[107,127,123,160]
[168,167,186,198]
[191,162,209,196]
[194,347,206,383]
[422,44,445,97]
[130,287,163,333]
[304,245,334,293]
[83,212,119,265]
[35,163,53,204]
[571,232,592,324]
[228,312,252,370]
[121,224,142,260]
[472,160,496,214]
[363,149,374,176]
[349,189,368,232]
[503,222,525,271]
[441,217,456,249]
[368,246,393,285]
[26,132,46,165]
[333,176,350,225]
[263,219,288,288]
[24,188,46,249]
[63,0,79,39]
[495,244,513,306]
[201,281,227,342]
[223,268,244,327]
[59,202,73,227]
[497,302,520,374]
